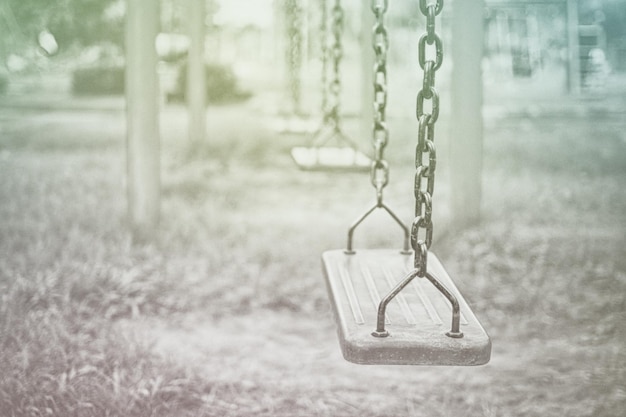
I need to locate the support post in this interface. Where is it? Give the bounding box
[449,0,484,228]
[125,0,160,242]
[187,0,207,144]
[566,0,581,94]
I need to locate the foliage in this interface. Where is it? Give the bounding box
[0,95,625,415]
[3,0,122,51]
[161,0,220,34]
[49,0,124,50]
[170,62,251,104]
[3,0,222,54]
[0,73,7,95]
[72,65,125,95]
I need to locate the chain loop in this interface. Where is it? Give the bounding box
[370,0,390,203]
[422,60,435,99]
[426,4,437,44]
[416,88,440,124]
[285,0,303,114]
[413,0,444,273]
[371,0,389,14]
[329,0,344,128]
[418,33,443,71]
[319,0,329,122]
[419,0,443,16]
[372,0,465,341]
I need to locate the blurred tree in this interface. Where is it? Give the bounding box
[2,0,123,52]
[161,0,219,34]
[601,0,626,40]
[2,0,220,58]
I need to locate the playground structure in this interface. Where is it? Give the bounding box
[119,0,624,240]
[123,0,616,363]
[123,0,488,239]
[1,1,625,414]
[119,0,490,365]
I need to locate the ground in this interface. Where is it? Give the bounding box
[0,74,625,416]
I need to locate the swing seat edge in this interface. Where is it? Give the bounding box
[322,249,491,366]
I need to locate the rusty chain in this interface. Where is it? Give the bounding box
[370,0,390,205]
[285,0,303,114]
[370,0,464,339]
[412,0,444,276]
[326,0,344,130]
[345,0,410,254]
[319,0,329,122]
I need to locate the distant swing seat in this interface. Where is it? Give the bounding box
[291,146,371,171]
[290,123,372,172]
[322,249,491,365]
[289,0,371,172]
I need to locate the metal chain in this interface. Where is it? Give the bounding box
[369,0,463,340]
[345,0,410,255]
[285,0,303,114]
[327,0,344,130]
[320,0,329,122]
[370,0,390,205]
[412,0,444,276]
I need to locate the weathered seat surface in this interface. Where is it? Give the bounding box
[291,146,371,171]
[322,249,491,365]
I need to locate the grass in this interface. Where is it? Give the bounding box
[0,91,625,416]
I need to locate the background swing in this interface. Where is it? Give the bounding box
[274,0,314,135]
[322,0,491,366]
[290,0,371,171]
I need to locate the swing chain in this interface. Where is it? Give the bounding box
[320,0,329,122]
[371,0,390,204]
[327,0,344,130]
[413,0,443,275]
[285,0,303,114]
[344,0,410,254]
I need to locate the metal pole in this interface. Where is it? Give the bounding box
[450,0,484,228]
[187,0,207,143]
[125,0,160,242]
[566,0,581,94]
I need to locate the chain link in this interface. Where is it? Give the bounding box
[413,0,444,275]
[285,0,303,114]
[370,0,464,340]
[319,0,329,122]
[370,0,390,204]
[324,0,344,130]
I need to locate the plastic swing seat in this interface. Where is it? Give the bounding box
[323,249,491,365]
[291,146,371,171]
[320,0,490,366]
[290,116,372,172]
[322,204,491,366]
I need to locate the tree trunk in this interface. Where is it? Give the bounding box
[125,0,160,242]
[187,0,206,144]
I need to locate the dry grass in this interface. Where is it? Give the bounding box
[0,91,625,416]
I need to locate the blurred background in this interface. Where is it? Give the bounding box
[0,1,625,416]
[1,0,625,106]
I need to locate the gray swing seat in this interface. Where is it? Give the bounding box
[291,146,371,171]
[291,120,372,172]
[322,249,491,365]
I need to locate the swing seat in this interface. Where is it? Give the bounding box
[291,146,371,171]
[322,249,491,365]
[274,116,318,135]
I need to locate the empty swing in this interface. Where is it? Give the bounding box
[322,0,491,365]
[291,0,371,171]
